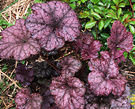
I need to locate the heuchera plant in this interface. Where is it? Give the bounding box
[25,1,81,51]
[72,33,102,60]
[88,51,127,96]
[0,19,40,60]
[107,20,133,62]
[85,84,132,109]
[15,88,42,109]
[0,1,133,109]
[60,56,82,77]
[50,76,86,109]
[15,63,34,86]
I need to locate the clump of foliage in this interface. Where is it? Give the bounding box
[0,0,134,109]
[25,1,81,51]
[15,63,34,86]
[33,61,60,78]
[15,88,42,109]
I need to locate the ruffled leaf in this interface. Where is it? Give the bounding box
[25,1,81,51]
[15,88,42,109]
[85,84,131,109]
[0,19,40,60]
[88,51,127,96]
[60,56,82,77]
[50,76,85,109]
[71,33,102,60]
[107,20,133,62]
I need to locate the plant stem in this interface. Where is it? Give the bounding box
[128,0,134,18]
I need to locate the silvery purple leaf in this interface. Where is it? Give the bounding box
[71,33,102,60]
[60,56,82,77]
[50,76,85,109]
[88,51,127,96]
[0,19,40,60]
[25,1,81,51]
[107,21,133,62]
[15,88,42,109]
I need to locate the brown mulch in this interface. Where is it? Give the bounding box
[119,59,135,88]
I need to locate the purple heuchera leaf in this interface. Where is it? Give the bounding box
[85,84,132,109]
[60,56,82,77]
[25,1,81,51]
[41,89,54,109]
[50,76,85,109]
[0,19,40,60]
[88,51,127,96]
[15,88,42,109]
[72,33,102,60]
[107,20,133,62]
[15,63,34,86]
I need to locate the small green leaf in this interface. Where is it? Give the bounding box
[106,14,118,19]
[98,20,104,30]
[91,0,99,4]
[111,6,117,10]
[129,21,135,25]
[133,4,135,11]
[121,14,129,22]
[69,3,76,10]
[129,24,135,34]
[79,11,89,18]
[81,0,87,3]
[113,0,119,5]
[123,51,128,59]
[104,18,112,29]
[85,21,97,29]
[129,54,135,65]
[21,60,25,64]
[94,8,102,14]
[118,3,126,7]
[91,12,101,20]
[118,8,122,18]
[101,33,110,39]
[35,0,43,3]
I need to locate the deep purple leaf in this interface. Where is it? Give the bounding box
[41,90,54,109]
[15,88,42,109]
[0,19,40,60]
[88,51,127,96]
[60,56,82,77]
[25,1,81,51]
[107,20,133,62]
[15,63,34,86]
[50,76,85,109]
[71,33,102,60]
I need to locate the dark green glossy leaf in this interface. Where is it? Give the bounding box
[91,12,101,20]
[113,0,119,5]
[106,14,118,19]
[129,24,135,34]
[85,21,97,28]
[79,11,89,18]
[104,18,112,29]
[98,20,104,30]
[118,3,126,7]
[129,54,135,65]
[101,33,109,39]
[118,8,122,18]
[123,51,128,59]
